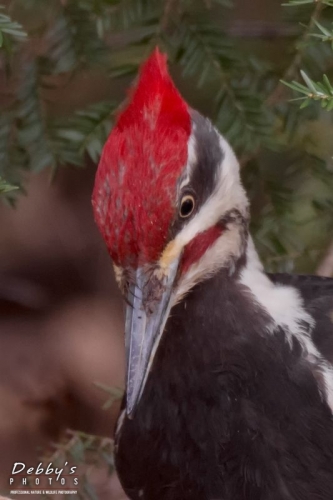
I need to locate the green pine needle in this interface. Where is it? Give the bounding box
[283,0,333,6]
[0,7,27,48]
[0,177,18,194]
[282,70,333,109]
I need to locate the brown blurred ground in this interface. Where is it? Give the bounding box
[0,165,127,498]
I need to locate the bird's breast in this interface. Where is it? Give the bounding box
[115,272,333,500]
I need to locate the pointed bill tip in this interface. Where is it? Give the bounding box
[124,258,180,416]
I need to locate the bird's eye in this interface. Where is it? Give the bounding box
[179,195,195,218]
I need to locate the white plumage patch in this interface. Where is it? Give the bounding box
[179,130,197,191]
[240,238,333,413]
[240,238,315,339]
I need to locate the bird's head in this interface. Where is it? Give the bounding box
[92,48,249,416]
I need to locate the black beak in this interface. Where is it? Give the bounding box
[124,258,180,417]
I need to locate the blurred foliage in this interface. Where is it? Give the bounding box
[0,175,18,194]
[94,382,124,410]
[0,5,26,47]
[0,0,332,273]
[26,430,115,500]
[284,0,333,6]
[17,385,124,500]
[23,383,124,500]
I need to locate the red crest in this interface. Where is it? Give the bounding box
[92,48,191,267]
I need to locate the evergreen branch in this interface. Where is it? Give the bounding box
[0,6,27,48]
[107,0,232,77]
[16,59,57,172]
[107,0,161,31]
[0,176,18,194]
[282,70,333,109]
[0,110,29,195]
[159,0,179,31]
[0,0,330,279]
[25,430,115,500]
[107,0,198,78]
[106,0,177,77]
[266,0,324,106]
[174,20,240,84]
[41,9,77,74]
[52,101,116,165]
[211,0,233,5]
[215,83,272,152]
[94,381,123,410]
[107,0,235,80]
[173,17,271,152]
[64,1,109,65]
[196,0,233,6]
[310,19,333,46]
[283,0,333,5]
[0,112,15,180]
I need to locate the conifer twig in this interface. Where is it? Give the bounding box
[266,0,324,106]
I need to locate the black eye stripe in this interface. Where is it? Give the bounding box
[189,111,224,205]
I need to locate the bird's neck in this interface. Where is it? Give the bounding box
[158,237,313,374]
[164,255,269,363]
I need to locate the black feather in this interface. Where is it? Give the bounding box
[116,270,333,500]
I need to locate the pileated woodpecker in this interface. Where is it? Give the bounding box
[92,49,333,500]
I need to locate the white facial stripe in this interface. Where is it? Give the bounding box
[179,131,197,191]
[173,134,248,254]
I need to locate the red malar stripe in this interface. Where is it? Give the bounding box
[181,224,224,274]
